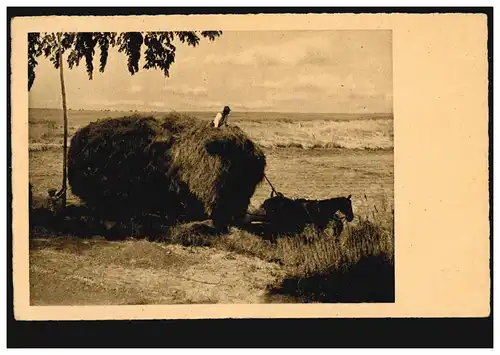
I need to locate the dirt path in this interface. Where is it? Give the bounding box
[29,237,287,305]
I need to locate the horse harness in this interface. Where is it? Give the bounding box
[263,174,341,224]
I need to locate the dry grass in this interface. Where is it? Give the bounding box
[268,199,394,302]
[239,117,393,150]
[29,108,394,150]
[155,196,394,302]
[212,199,392,275]
[162,220,221,247]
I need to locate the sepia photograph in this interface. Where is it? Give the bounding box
[9,11,491,327]
[27,29,394,305]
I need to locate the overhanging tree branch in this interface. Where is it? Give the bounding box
[28,31,223,88]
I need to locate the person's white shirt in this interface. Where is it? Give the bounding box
[213,112,225,128]
[213,106,231,128]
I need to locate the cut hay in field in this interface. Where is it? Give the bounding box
[163,220,220,246]
[68,113,266,228]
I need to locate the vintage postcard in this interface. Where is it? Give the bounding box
[10,11,490,320]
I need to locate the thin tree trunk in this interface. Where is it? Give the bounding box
[57,32,68,209]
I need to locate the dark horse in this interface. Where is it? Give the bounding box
[243,194,354,238]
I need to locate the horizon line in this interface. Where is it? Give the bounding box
[29,107,394,115]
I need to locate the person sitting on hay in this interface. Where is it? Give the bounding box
[212,105,231,128]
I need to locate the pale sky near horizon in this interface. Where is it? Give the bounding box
[29,30,393,113]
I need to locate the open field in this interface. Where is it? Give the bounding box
[29,108,393,150]
[29,108,394,304]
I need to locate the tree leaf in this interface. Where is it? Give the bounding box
[142,32,176,77]
[28,33,42,90]
[118,32,143,75]
[201,31,223,41]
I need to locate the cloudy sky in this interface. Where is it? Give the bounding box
[29,30,393,113]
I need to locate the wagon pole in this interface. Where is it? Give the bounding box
[263,173,282,198]
[57,32,68,208]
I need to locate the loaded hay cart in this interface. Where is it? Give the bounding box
[67,113,266,233]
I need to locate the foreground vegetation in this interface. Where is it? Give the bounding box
[166,197,394,302]
[30,195,394,303]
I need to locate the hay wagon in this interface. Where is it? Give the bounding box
[67,113,266,231]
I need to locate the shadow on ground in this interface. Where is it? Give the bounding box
[29,204,223,244]
[265,254,394,303]
[30,206,102,238]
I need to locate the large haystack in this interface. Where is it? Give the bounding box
[167,119,266,227]
[68,113,266,228]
